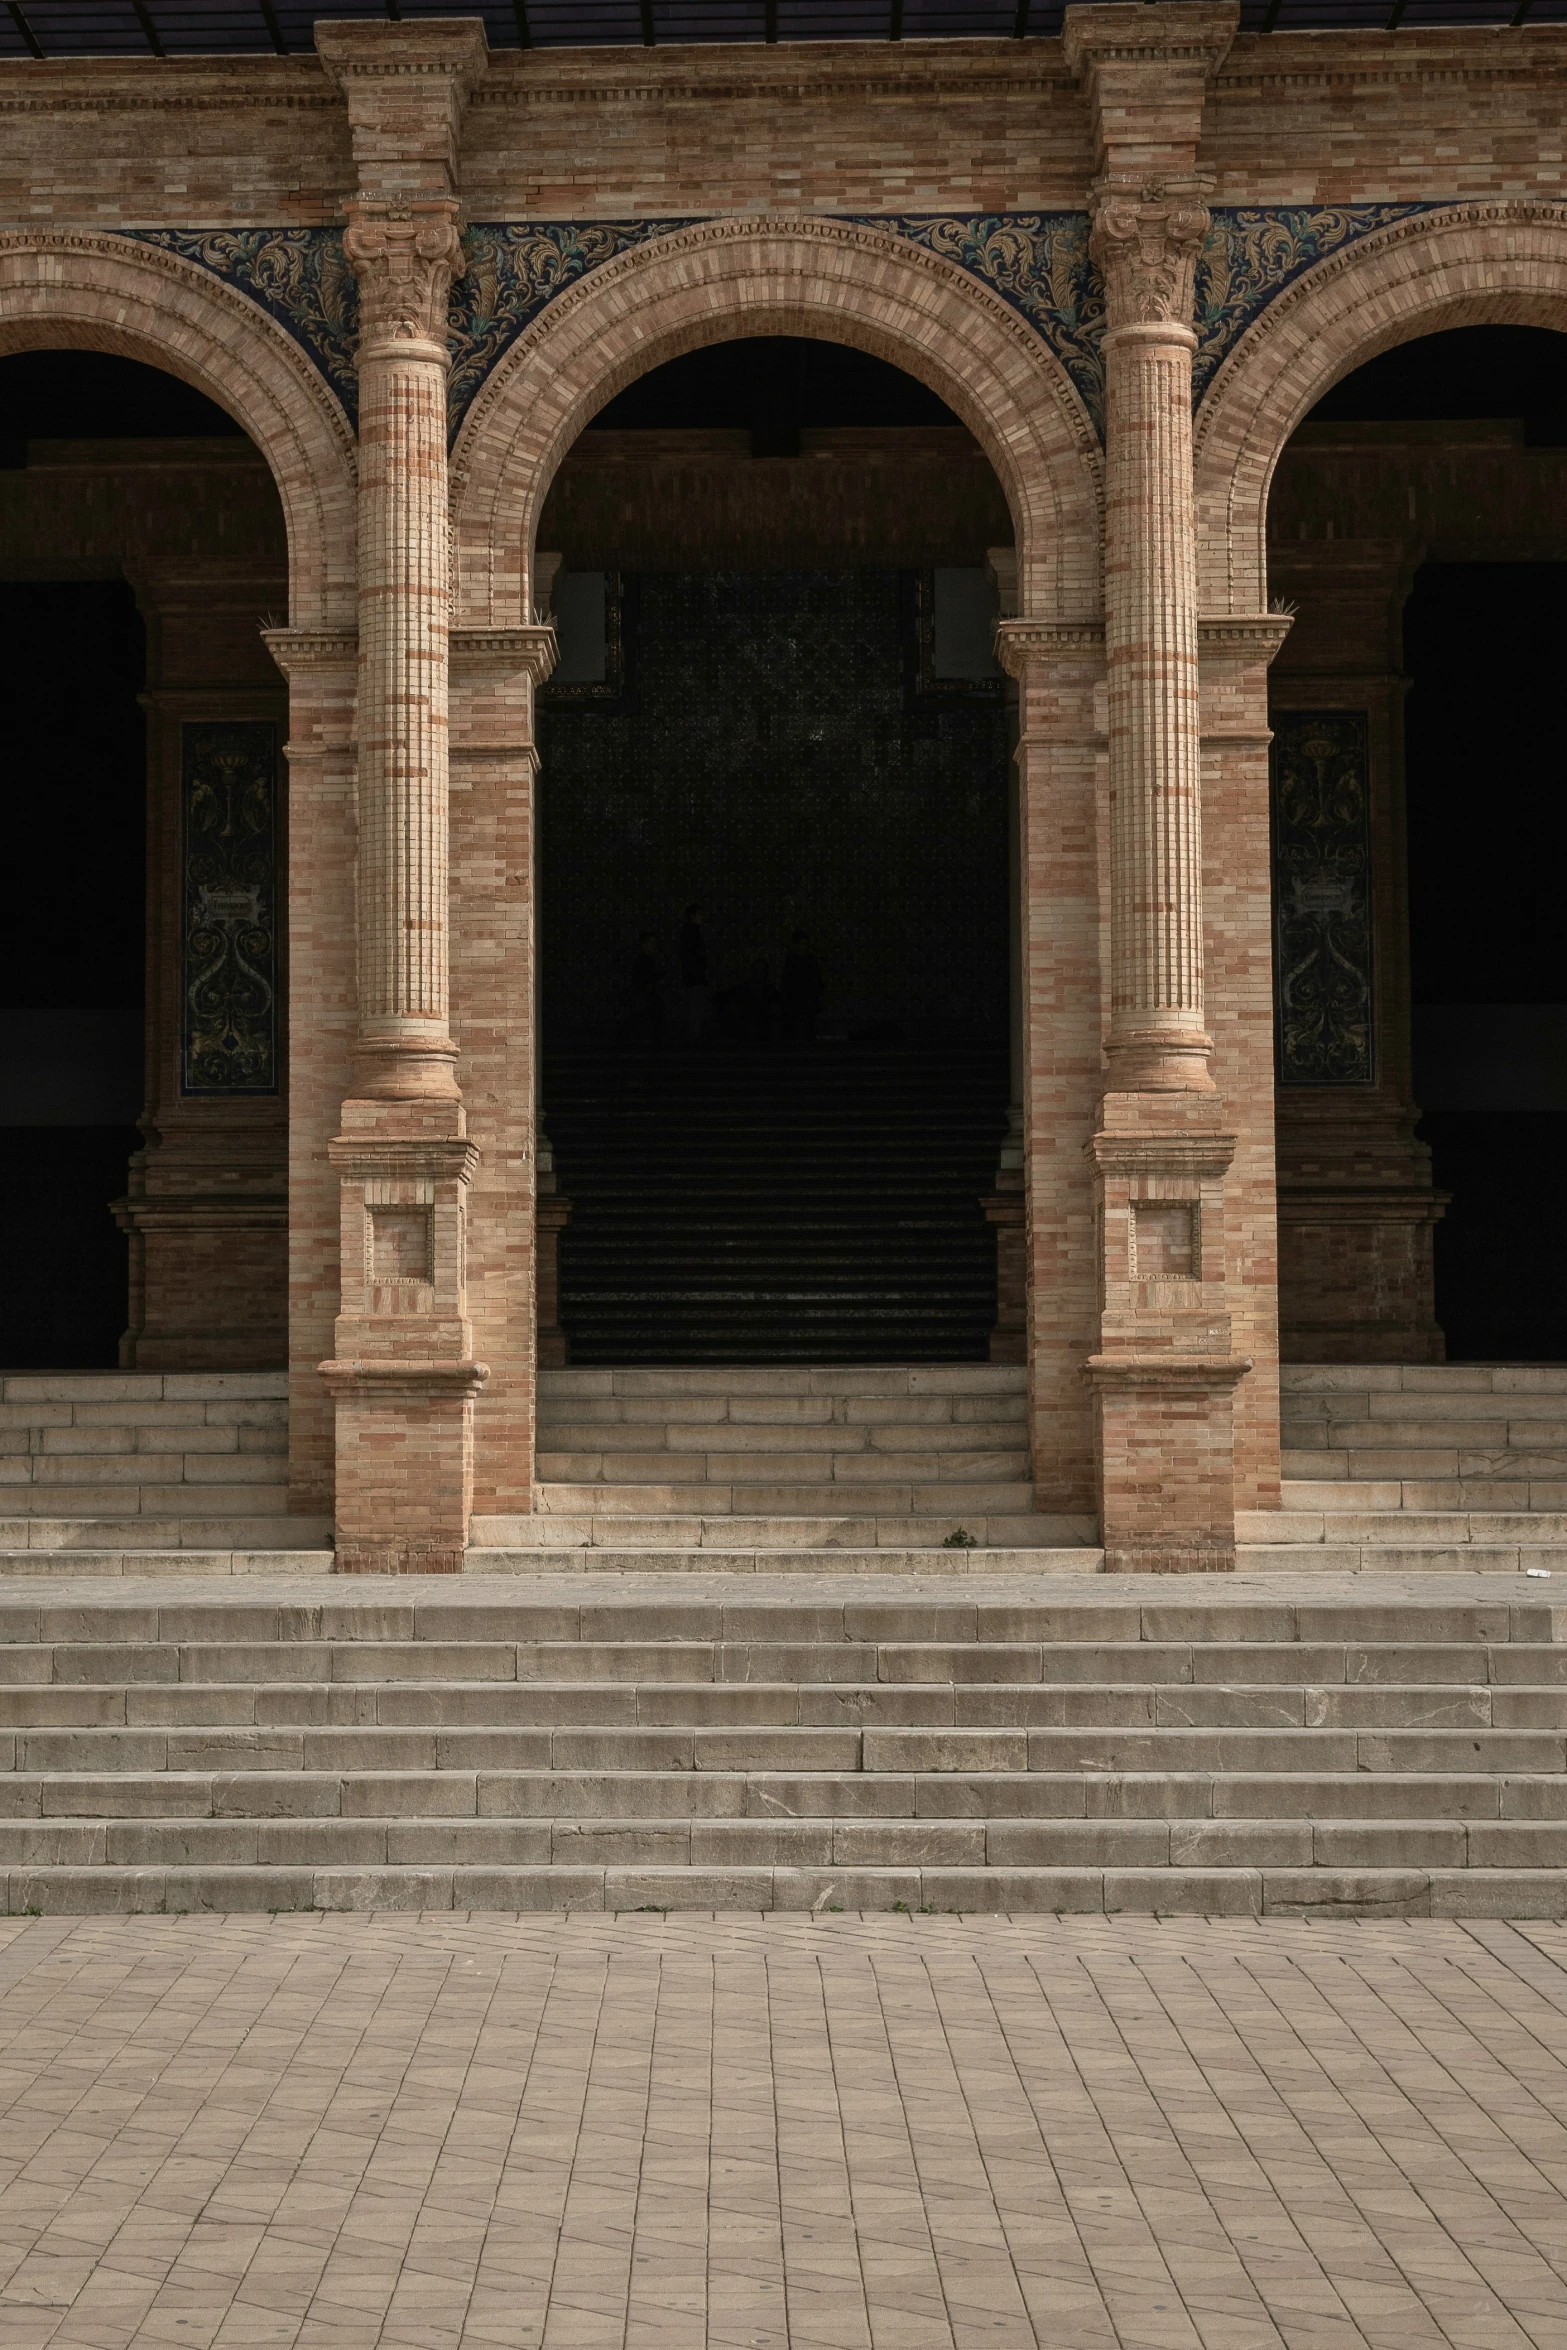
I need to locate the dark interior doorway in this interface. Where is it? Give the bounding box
[0,349,238,1367]
[1298,324,1567,1360]
[538,336,1013,1363]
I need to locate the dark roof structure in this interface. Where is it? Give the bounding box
[0,0,1559,67]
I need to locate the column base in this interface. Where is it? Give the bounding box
[1102,1544,1237,1575]
[1087,1352,1251,1575]
[319,1357,488,1574]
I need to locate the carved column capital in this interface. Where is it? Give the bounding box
[1090,177,1212,338]
[342,201,464,355]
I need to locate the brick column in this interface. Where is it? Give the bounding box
[1064,2,1247,1572]
[315,19,489,1572]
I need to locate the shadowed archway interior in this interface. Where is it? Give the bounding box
[535,333,1017,1364]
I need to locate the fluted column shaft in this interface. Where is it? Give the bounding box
[1095,183,1214,1094]
[345,204,464,1101]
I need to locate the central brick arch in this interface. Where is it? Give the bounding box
[450,213,1104,629]
[0,230,357,629]
[1195,202,1567,616]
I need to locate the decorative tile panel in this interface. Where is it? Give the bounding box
[1194,206,1438,405]
[1271,710,1374,1087]
[114,203,1450,445]
[117,228,360,423]
[181,720,279,1095]
[872,213,1104,432]
[449,221,698,438]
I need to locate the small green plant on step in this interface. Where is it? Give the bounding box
[942,1527,978,1549]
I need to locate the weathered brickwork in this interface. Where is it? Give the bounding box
[3,3,1562,1565]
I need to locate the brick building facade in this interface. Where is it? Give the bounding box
[3,2,1562,1572]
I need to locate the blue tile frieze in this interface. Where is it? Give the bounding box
[114,203,1449,444]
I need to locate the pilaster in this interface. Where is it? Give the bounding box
[316,17,491,1569]
[1065,0,1248,1570]
[996,616,1106,1522]
[263,624,357,1520]
[449,622,557,1517]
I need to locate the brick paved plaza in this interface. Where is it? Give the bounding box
[0,1911,1561,2349]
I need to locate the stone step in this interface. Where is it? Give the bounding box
[1,1860,1562,1916]
[470,1522,1092,1557]
[2,1678,1563,1731]
[0,1588,1554,1642]
[0,1518,332,1552]
[4,1636,1565,1683]
[6,1763,1561,1822]
[538,1367,1028,1398]
[530,1482,1040,1519]
[1279,1367,1567,1394]
[536,1420,1029,1458]
[0,1549,335,1579]
[1244,1508,1567,1544]
[0,1814,1562,1871]
[6,1722,1562,1773]
[0,1484,294,1518]
[535,1453,1029,1488]
[1282,1479,1567,1513]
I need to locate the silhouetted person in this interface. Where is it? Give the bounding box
[678,902,711,1044]
[627,931,664,1048]
[780,928,822,1045]
[720,957,778,1048]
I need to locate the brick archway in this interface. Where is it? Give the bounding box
[0,230,357,628]
[1196,201,1567,614]
[450,213,1104,629]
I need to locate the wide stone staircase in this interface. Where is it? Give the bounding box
[0,1577,1561,1917]
[546,1047,1009,1363]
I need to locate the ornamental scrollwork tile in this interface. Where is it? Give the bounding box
[873,213,1105,437]
[117,227,360,423]
[448,221,698,439]
[1193,205,1438,404]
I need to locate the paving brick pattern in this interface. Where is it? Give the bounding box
[0,1911,1562,2347]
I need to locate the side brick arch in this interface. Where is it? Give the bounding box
[0,229,358,630]
[450,212,1105,630]
[1195,202,1567,615]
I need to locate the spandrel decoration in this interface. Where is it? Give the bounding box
[1271,710,1374,1087]
[181,720,279,1095]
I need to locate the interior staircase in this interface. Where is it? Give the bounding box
[0,1576,1559,1917]
[544,1047,1008,1363]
